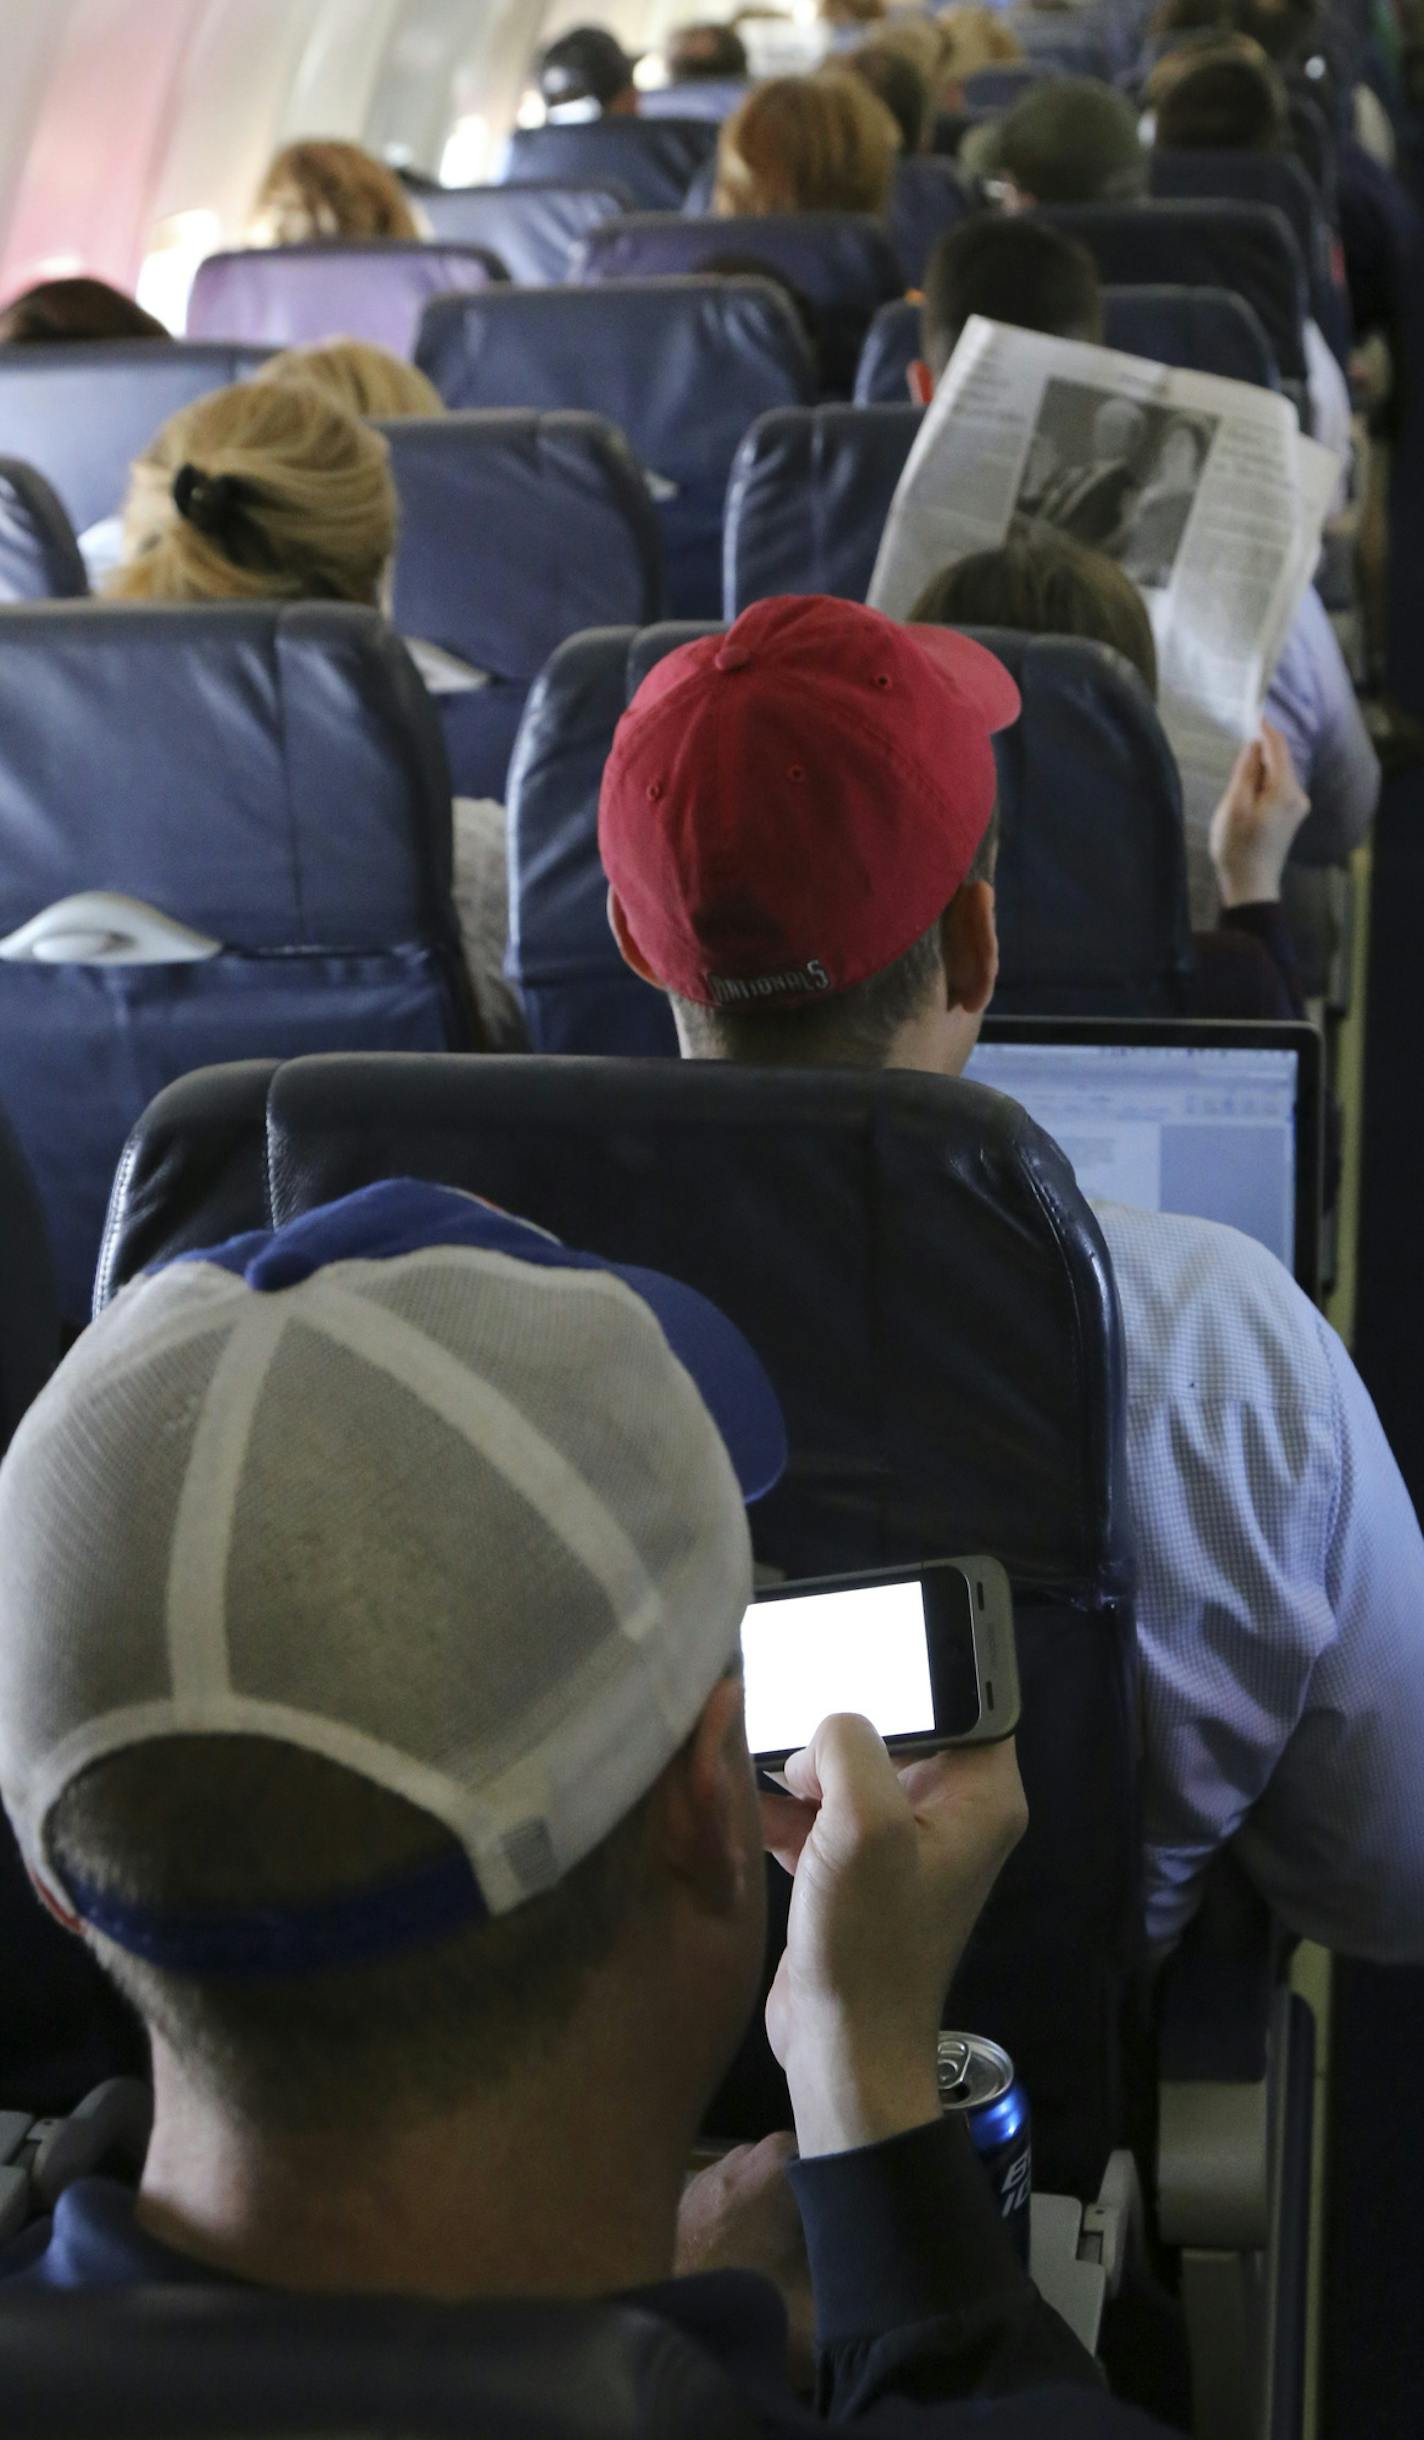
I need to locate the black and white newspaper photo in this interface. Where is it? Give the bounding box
[869,316,1340,920]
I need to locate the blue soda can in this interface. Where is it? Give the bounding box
[937,2032,1032,2263]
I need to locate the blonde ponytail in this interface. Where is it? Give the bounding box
[107,377,397,608]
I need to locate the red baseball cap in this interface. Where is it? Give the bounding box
[599,595,1021,1010]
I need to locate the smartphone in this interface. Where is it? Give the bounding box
[741,1557,1019,1767]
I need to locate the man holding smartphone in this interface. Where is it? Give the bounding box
[0,1182,1170,2435]
[601,594,1424,1965]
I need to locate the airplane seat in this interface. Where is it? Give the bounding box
[889,157,973,288]
[969,627,1194,1014]
[571,211,904,398]
[0,600,477,1325]
[0,2289,759,2438]
[1102,283,1281,386]
[96,1046,1141,2211]
[852,282,1281,405]
[504,624,705,1059]
[97,1043,1322,2423]
[506,618,1193,1054]
[0,462,87,604]
[0,1105,58,1455]
[186,242,508,358]
[0,1105,148,2118]
[1148,146,1349,363]
[415,280,814,620]
[724,401,920,611]
[961,63,1058,110]
[377,410,663,799]
[854,298,934,405]
[1034,201,1310,395]
[1011,19,1113,76]
[414,182,631,283]
[640,79,749,122]
[0,342,271,537]
[499,119,719,211]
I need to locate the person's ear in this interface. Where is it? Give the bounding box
[608,887,661,985]
[941,880,999,1014]
[655,1675,757,1918]
[908,358,936,407]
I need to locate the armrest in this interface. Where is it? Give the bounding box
[1155,1858,1287,2252]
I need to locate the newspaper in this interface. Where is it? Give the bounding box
[868,316,1340,921]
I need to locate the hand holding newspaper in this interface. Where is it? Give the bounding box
[868,316,1340,921]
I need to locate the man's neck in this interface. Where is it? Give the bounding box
[135,2016,695,2302]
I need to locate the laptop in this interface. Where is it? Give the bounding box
[968,1018,1324,1295]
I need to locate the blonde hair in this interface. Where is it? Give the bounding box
[936,4,1024,84]
[714,71,899,217]
[260,339,444,420]
[870,18,952,87]
[107,377,396,608]
[247,140,422,247]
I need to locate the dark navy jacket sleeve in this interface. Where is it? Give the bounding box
[788,2117,1102,2416]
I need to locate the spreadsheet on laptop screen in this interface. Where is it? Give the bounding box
[968,1041,1300,1270]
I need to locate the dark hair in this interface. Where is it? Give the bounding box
[921,218,1102,376]
[911,530,1159,694]
[0,277,169,346]
[1153,51,1288,147]
[990,78,1146,203]
[846,42,931,152]
[51,1736,657,2128]
[674,816,998,1066]
[539,24,637,109]
[668,22,749,79]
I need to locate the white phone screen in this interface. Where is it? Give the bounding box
[741,1580,935,1757]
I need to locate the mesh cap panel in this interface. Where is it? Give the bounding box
[0,1208,765,1929]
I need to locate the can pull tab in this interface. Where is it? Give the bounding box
[936,2036,972,2103]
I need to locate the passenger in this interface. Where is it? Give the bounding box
[666,21,750,81]
[602,599,1424,1964]
[713,71,899,215]
[911,220,1379,913]
[1147,41,1292,146]
[1142,44,1360,465]
[246,139,423,246]
[974,70,1351,461]
[538,26,640,119]
[845,41,933,154]
[105,379,518,1049]
[963,78,1147,203]
[0,1181,1172,2439]
[936,6,1025,106]
[257,338,444,420]
[907,216,1104,391]
[867,15,953,99]
[911,533,1310,1013]
[0,276,169,345]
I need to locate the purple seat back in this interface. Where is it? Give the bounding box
[187,243,507,356]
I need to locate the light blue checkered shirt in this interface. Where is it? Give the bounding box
[1098,1202,1424,1960]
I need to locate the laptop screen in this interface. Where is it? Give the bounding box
[968,1026,1317,1284]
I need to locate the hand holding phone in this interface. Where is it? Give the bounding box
[761,1718,1028,2158]
[742,1557,1019,1767]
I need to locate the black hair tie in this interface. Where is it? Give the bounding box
[172,462,255,543]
